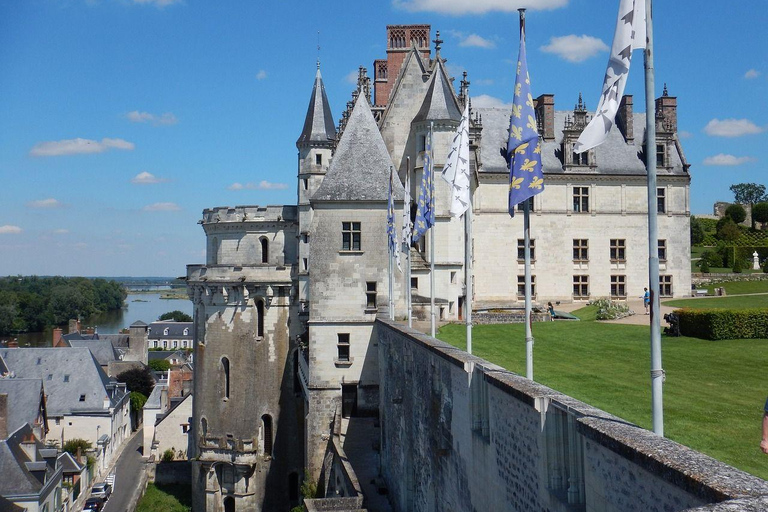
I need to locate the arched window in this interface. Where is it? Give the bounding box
[223,496,235,512]
[262,414,273,456]
[260,237,268,264]
[221,357,230,399]
[256,300,264,338]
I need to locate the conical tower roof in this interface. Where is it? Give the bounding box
[412,59,461,124]
[296,66,337,147]
[312,93,403,202]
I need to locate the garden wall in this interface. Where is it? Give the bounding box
[377,318,768,512]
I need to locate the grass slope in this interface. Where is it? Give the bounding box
[704,280,768,296]
[438,306,768,480]
[664,294,768,310]
[136,484,192,512]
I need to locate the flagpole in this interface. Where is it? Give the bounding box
[644,0,663,436]
[429,121,436,338]
[465,190,473,354]
[406,157,413,328]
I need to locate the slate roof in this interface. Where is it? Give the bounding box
[67,340,122,366]
[0,424,56,498]
[475,107,687,176]
[148,322,192,340]
[97,333,130,349]
[296,66,337,147]
[0,379,45,437]
[312,93,403,202]
[0,348,124,416]
[413,59,461,124]
[57,451,83,474]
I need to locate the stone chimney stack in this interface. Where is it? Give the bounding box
[68,319,80,334]
[655,84,677,133]
[617,95,634,142]
[535,94,555,141]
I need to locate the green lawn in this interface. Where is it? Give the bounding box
[438,306,768,480]
[664,294,768,310]
[137,483,192,512]
[703,279,768,296]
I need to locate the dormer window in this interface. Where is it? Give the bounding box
[656,143,666,167]
[164,327,169,336]
[183,328,189,336]
[572,148,589,166]
[315,153,322,165]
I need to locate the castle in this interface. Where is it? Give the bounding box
[185,24,693,511]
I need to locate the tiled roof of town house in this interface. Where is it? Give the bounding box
[0,348,125,416]
[412,59,461,124]
[476,107,688,176]
[296,66,337,147]
[0,379,45,437]
[0,424,54,497]
[67,340,122,366]
[312,92,404,202]
[148,321,193,340]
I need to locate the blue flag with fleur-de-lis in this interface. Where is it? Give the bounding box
[413,127,434,241]
[507,28,544,217]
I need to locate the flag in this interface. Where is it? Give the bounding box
[413,127,434,240]
[574,0,646,153]
[387,166,401,272]
[507,27,544,217]
[441,101,471,217]
[401,165,412,252]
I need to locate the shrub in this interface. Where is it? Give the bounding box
[717,218,741,242]
[149,359,171,372]
[162,449,175,462]
[699,259,710,273]
[589,298,633,320]
[62,438,92,456]
[725,204,747,224]
[763,258,768,273]
[732,258,743,273]
[676,308,768,340]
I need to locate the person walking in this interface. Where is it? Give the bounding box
[642,287,650,315]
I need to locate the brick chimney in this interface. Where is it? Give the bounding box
[0,394,7,440]
[53,328,63,347]
[655,84,677,133]
[535,94,555,141]
[617,95,634,143]
[85,327,94,336]
[373,25,431,107]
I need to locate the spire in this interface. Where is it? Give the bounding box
[412,58,461,124]
[296,65,337,147]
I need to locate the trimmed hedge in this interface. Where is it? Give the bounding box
[675,308,768,340]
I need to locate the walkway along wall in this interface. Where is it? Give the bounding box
[377,318,768,512]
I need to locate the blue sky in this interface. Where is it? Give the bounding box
[1,0,766,276]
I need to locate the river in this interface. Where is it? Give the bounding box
[8,292,193,347]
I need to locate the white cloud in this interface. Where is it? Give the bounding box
[143,202,181,212]
[702,154,756,166]
[541,35,608,63]
[0,225,22,234]
[53,229,69,235]
[227,181,289,191]
[131,171,168,184]
[471,94,512,109]
[126,111,178,126]
[27,198,65,209]
[256,70,268,80]
[30,137,135,157]
[344,71,359,84]
[393,0,567,15]
[678,130,693,139]
[744,69,760,79]
[459,34,496,49]
[474,78,494,86]
[704,118,764,137]
[131,0,182,6]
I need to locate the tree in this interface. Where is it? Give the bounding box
[149,359,171,373]
[729,183,767,229]
[752,202,768,229]
[62,438,92,455]
[116,367,155,398]
[690,216,704,245]
[724,204,747,225]
[130,391,148,413]
[159,310,192,322]
[716,218,741,242]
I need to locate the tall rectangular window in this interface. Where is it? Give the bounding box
[610,239,626,262]
[342,222,361,251]
[610,275,627,298]
[658,239,667,261]
[517,275,536,299]
[366,281,377,309]
[515,197,534,212]
[573,187,589,213]
[659,275,673,297]
[337,333,350,362]
[657,187,666,213]
[573,275,589,299]
[572,239,589,262]
[517,239,536,262]
[315,153,322,165]
[572,149,589,165]
[656,144,665,167]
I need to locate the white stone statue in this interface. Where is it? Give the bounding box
[754,251,760,270]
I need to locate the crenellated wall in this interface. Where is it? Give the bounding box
[377,318,768,512]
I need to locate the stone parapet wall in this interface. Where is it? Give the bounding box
[377,318,768,512]
[473,311,551,324]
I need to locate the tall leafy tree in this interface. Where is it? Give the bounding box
[752,202,768,229]
[729,183,767,229]
[159,310,192,322]
[724,204,747,224]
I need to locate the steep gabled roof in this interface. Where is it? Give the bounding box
[378,45,429,128]
[296,66,337,147]
[412,58,461,124]
[0,379,45,438]
[312,93,403,202]
[67,340,121,366]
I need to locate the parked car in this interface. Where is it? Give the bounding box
[84,497,104,511]
[91,482,112,499]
